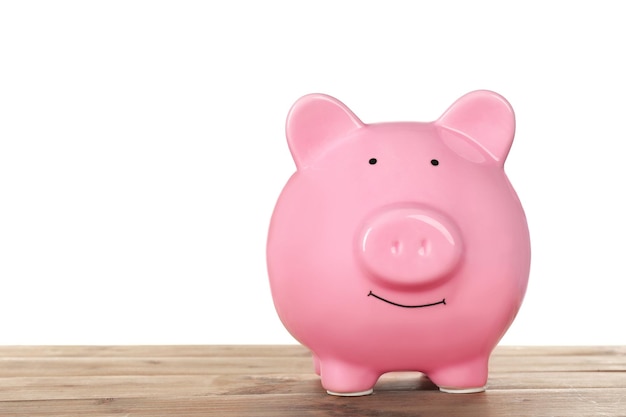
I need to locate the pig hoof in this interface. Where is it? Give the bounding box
[327,388,374,397]
[439,385,486,394]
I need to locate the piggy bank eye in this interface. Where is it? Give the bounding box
[369,158,378,165]
[430,159,439,166]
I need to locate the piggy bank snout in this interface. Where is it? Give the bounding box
[358,207,463,287]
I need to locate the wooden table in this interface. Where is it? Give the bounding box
[0,345,624,416]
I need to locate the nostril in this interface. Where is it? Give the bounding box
[390,240,402,256]
[417,239,431,256]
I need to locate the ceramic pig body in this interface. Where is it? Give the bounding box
[267,91,531,396]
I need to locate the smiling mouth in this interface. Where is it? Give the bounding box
[368,291,446,309]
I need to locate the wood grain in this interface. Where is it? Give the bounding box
[1,345,625,416]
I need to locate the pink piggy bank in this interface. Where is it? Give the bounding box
[266,91,531,396]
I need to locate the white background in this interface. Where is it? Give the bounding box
[1,1,624,345]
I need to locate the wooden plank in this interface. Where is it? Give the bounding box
[9,344,626,359]
[0,345,311,358]
[1,389,625,417]
[494,345,626,356]
[0,356,316,377]
[489,353,626,372]
[0,371,624,402]
[1,352,624,378]
[0,345,626,364]
[2,344,624,358]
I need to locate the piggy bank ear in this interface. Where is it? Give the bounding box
[286,94,364,169]
[436,90,515,166]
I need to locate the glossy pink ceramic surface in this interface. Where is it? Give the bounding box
[266,91,531,396]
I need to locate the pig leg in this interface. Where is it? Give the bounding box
[427,356,489,393]
[318,359,379,396]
